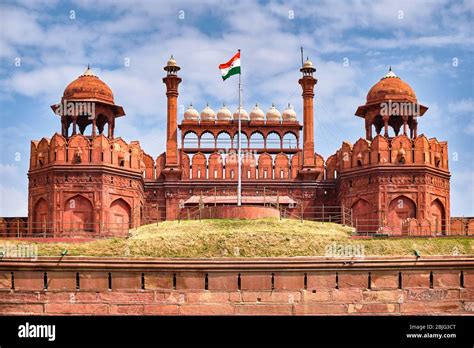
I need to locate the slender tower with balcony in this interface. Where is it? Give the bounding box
[298,58,319,179]
[162,55,182,180]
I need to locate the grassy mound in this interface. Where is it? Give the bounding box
[1,218,472,258]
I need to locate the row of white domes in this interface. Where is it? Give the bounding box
[183,103,297,122]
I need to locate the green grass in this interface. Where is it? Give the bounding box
[1,218,472,258]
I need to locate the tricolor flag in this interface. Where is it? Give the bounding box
[219,51,241,81]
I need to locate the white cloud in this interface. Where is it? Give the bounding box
[0,185,27,216]
[449,168,474,216]
[6,65,81,100]
[448,98,474,114]
[354,34,474,51]
[0,164,27,216]
[466,121,474,135]
[0,6,44,51]
[0,163,20,181]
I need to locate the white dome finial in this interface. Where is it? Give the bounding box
[382,66,398,79]
[82,65,95,77]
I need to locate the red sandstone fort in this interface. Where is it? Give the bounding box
[18,56,456,238]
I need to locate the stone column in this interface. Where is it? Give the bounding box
[72,116,78,135]
[108,118,115,138]
[92,118,96,137]
[402,116,408,136]
[365,117,373,140]
[383,116,389,137]
[60,116,67,137]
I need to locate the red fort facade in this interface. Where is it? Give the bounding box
[26,58,451,237]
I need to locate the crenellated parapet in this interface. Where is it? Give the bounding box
[173,149,328,182]
[29,133,150,174]
[328,134,448,175]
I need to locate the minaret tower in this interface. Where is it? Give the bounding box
[162,55,182,179]
[298,57,318,179]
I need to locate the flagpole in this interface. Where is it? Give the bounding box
[237,49,242,207]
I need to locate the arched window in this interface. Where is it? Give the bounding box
[33,198,48,234]
[388,196,416,235]
[64,195,94,232]
[233,132,248,148]
[266,132,281,149]
[183,132,198,148]
[249,132,264,149]
[351,199,373,233]
[282,132,297,149]
[372,115,384,136]
[109,199,131,236]
[216,132,232,149]
[96,114,109,136]
[200,132,215,148]
[192,153,207,179]
[430,199,446,235]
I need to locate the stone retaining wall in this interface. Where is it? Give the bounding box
[0,256,472,315]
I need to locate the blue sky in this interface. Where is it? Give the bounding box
[0,0,473,216]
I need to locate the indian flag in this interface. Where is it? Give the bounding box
[219,51,241,81]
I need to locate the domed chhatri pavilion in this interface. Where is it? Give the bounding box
[27,57,450,237]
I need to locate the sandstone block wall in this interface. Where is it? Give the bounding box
[0,257,472,315]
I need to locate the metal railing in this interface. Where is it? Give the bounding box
[177,202,352,226]
[1,203,470,238]
[183,138,298,150]
[350,218,456,237]
[0,221,132,238]
[176,186,293,220]
[176,186,353,226]
[283,205,352,225]
[140,204,168,225]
